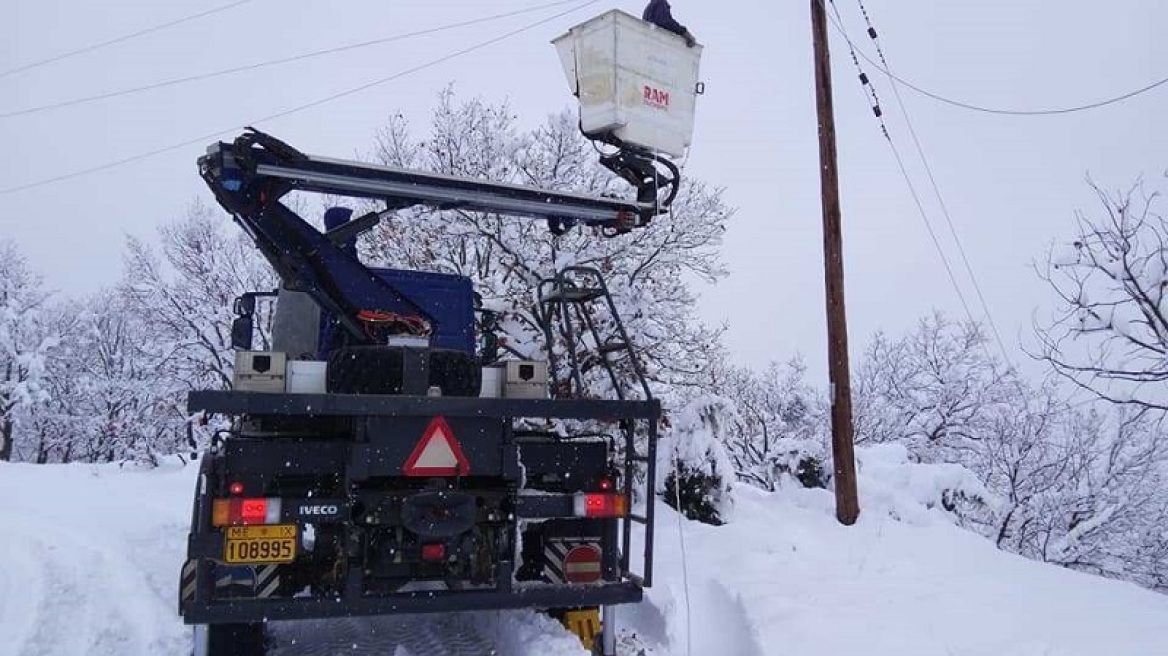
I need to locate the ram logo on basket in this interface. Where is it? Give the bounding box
[643,85,670,109]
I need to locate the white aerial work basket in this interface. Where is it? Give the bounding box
[552,9,703,159]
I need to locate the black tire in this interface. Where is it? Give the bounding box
[327,346,481,397]
[203,623,266,656]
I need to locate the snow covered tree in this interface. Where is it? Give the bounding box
[14,302,79,463]
[854,310,1168,589]
[710,358,828,490]
[0,240,57,461]
[361,89,731,397]
[983,400,1167,589]
[853,312,1015,464]
[23,292,189,464]
[120,200,277,393]
[1035,180,1168,413]
[662,395,738,525]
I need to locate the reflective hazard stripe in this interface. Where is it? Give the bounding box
[180,560,197,605]
[256,565,280,598]
[543,539,602,584]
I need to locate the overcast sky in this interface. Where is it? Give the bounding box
[2,0,1165,383]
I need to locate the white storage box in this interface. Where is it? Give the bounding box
[286,361,328,394]
[480,364,505,398]
[233,351,287,393]
[504,361,549,399]
[553,9,703,158]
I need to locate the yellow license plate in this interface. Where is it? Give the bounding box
[223,524,297,564]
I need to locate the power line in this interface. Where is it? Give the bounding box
[1,0,581,119]
[838,15,1168,116]
[847,0,1013,368]
[823,0,992,366]
[0,0,258,80]
[878,60,1163,116]
[0,0,599,196]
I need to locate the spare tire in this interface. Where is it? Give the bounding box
[327,346,481,397]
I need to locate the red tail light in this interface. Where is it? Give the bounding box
[598,477,614,491]
[212,498,283,526]
[421,543,446,562]
[229,481,245,495]
[574,493,628,518]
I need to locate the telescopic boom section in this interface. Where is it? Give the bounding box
[198,129,674,345]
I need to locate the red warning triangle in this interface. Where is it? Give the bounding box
[402,416,470,477]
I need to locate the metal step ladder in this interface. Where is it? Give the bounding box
[536,266,652,402]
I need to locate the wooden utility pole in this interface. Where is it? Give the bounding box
[810,0,860,525]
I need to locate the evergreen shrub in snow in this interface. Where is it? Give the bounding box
[767,438,828,490]
[661,396,737,525]
[664,464,724,526]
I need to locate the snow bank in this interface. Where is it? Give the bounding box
[3,454,1167,655]
[629,448,1168,655]
[853,442,998,524]
[0,459,195,656]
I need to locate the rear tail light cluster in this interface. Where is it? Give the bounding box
[421,543,447,562]
[574,493,628,518]
[212,497,283,526]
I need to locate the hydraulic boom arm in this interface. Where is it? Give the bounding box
[198,129,677,346]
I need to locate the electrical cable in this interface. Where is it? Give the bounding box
[0,0,259,79]
[847,0,1014,368]
[823,0,995,366]
[873,57,1168,117]
[673,450,694,656]
[1,0,582,118]
[834,8,1167,116]
[647,148,691,656]
[0,0,600,196]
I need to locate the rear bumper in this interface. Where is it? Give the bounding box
[182,581,643,624]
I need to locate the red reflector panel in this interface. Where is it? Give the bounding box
[212,498,283,526]
[403,416,471,477]
[421,543,446,562]
[240,498,268,523]
[575,493,627,518]
[563,545,603,584]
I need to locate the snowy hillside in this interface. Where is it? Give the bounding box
[2,453,1166,656]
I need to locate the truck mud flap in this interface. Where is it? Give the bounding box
[214,563,283,599]
[182,559,285,613]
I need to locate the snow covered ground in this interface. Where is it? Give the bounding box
[2,453,1166,656]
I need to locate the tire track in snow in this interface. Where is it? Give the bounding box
[1,522,182,656]
[0,464,591,656]
[0,524,49,655]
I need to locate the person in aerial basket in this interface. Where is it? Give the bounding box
[642,0,698,47]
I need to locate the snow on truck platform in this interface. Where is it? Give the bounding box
[2,455,1167,656]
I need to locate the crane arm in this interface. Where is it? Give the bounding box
[198,129,676,345]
